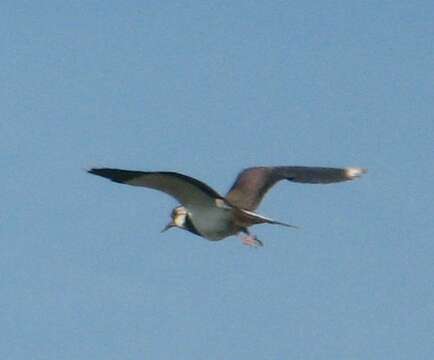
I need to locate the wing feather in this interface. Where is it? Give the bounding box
[88,168,223,207]
[226,166,367,210]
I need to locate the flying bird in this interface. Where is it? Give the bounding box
[88,166,367,247]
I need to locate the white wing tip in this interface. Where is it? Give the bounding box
[345,167,367,179]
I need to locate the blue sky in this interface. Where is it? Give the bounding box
[2,1,433,359]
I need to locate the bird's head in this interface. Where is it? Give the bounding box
[161,206,188,232]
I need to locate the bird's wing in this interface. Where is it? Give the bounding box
[88,168,224,207]
[225,166,367,210]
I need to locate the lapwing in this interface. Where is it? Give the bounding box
[88,166,367,247]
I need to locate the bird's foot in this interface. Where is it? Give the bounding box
[241,234,263,247]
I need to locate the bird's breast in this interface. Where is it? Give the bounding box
[188,206,240,240]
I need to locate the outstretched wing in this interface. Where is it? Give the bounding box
[88,168,224,207]
[225,166,367,210]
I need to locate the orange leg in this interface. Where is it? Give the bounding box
[240,233,263,247]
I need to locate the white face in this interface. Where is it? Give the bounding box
[172,206,187,227]
[162,206,188,233]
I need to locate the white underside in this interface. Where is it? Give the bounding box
[188,205,237,240]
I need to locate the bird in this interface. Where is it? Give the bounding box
[88,166,367,247]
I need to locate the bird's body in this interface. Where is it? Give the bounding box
[178,204,238,240]
[88,166,366,247]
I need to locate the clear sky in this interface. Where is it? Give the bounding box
[2,1,433,359]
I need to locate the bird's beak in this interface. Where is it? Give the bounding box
[161,221,175,233]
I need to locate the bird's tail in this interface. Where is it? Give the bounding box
[268,219,299,229]
[238,208,299,229]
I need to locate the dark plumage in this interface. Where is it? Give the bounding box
[88,165,367,247]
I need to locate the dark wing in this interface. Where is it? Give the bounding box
[88,168,224,207]
[225,166,367,210]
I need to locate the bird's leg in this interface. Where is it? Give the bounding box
[240,230,263,247]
